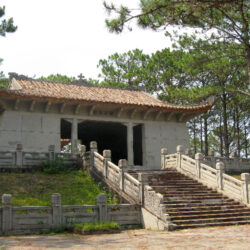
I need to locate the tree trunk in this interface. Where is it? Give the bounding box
[244,119,248,158]
[204,114,208,156]
[200,116,203,153]
[219,114,224,156]
[193,119,197,154]
[236,106,241,156]
[222,93,229,158]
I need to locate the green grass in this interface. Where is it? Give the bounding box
[231,174,241,180]
[0,171,117,206]
[73,221,120,234]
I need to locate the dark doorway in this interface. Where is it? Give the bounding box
[133,124,143,165]
[78,121,127,165]
[60,119,72,150]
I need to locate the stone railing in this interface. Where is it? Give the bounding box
[184,149,250,174]
[0,144,82,170]
[84,141,174,230]
[161,145,250,206]
[202,155,250,174]
[0,193,141,236]
[87,141,141,204]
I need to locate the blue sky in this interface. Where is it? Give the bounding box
[1,0,170,79]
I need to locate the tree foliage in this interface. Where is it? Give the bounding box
[97,35,249,157]
[0,5,17,37]
[104,0,250,83]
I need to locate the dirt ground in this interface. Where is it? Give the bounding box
[0,225,250,250]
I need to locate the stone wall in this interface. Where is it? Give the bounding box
[0,111,60,152]
[143,121,189,168]
[0,109,190,169]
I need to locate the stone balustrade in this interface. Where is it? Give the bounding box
[0,193,141,236]
[162,145,250,206]
[0,144,82,170]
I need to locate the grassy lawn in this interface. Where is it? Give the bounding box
[0,171,116,206]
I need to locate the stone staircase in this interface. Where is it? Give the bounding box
[142,169,250,229]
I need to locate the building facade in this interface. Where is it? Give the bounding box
[0,75,213,169]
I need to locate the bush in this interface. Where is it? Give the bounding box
[73,221,120,234]
[41,158,75,174]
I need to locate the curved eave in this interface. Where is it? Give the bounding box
[0,89,213,114]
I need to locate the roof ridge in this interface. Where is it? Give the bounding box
[8,72,143,92]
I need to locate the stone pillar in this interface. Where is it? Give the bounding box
[80,145,86,157]
[48,145,55,161]
[52,193,62,227]
[16,144,23,167]
[241,173,250,204]
[195,153,203,179]
[208,151,215,167]
[231,152,238,170]
[118,159,128,190]
[2,194,12,234]
[138,173,149,205]
[176,145,184,170]
[97,194,107,222]
[161,148,168,169]
[71,118,78,154]
[103,150,111,178]
[90,141,97,167]
[216,162,225,190]
[126,122,134,166]
[185,148,191,157]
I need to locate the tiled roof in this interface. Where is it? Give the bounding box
[0,78,214,113]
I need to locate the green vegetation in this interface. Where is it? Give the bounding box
[73,221,120,234]
[0,171,117,206]
[41,158,79,174]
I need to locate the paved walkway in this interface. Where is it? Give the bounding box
[0,225,250,250]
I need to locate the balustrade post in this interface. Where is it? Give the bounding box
[80,145,86,168]
[185,148,191,157]
[216,162,225,190]
[241,173,250,204]
[231,152,239,170]
[52,193,62,227]
[16,144,23,167]
[161,148,168,169]
[208,150,215,167]
[2,194,12,235]
[97,194,107,222]
[195,153,203,179]
[90,141,97,167]
[118,159,128,191]
[176,145,184,170]
[103,150,111,178]
[48,145,55,161]
[138,173,149,205]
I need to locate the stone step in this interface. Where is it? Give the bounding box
[163,193,223,197]
[165,201,240,208]
[170,211,250,221]
[168,208,250,216]
[173,220,250,229]
[163,198,233,205]
[166,204,245,212]
[156,190,217,195]
[151,186,209,191]
[172,216,250,225]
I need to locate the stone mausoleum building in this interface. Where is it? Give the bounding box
[0,75,213,168]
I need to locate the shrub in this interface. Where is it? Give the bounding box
[41,158,74,174]
[73,221,120,234]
